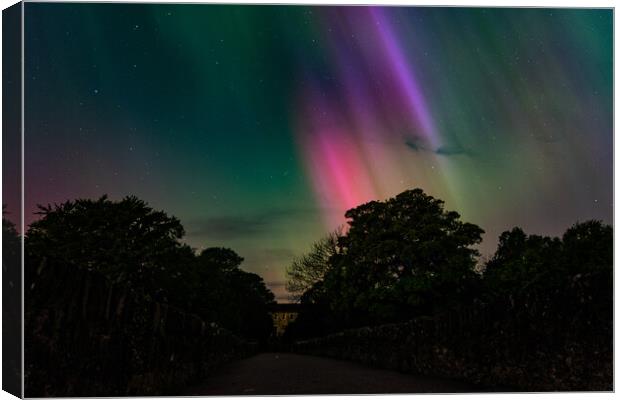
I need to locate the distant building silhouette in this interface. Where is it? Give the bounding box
[268,303,305,336]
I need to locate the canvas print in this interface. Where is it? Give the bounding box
[2,3,613,397]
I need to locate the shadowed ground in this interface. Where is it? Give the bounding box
[185,352,478,395]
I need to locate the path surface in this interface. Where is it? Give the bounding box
[185,352,477,395]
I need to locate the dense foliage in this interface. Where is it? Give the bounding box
[285,189,486,337]
[25,196,275,341]
[285,188,612,341]
[3,210,21,395]
[482,220,612,294]
[17,188,613,349]
[15,188,611,392]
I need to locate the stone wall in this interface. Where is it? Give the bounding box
[24,260,257,397]
[292,272,612,392]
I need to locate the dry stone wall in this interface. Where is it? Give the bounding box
[24,260,256,397]
[293,272,612,391]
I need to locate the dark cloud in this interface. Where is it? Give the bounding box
[248,248,297,269]
[266,280,286,289]
[186,208,313,240]
[188,216,268,240]
[404,139,424,151]
[404,138,473,157]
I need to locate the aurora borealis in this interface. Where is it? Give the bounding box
[21,4,612,301]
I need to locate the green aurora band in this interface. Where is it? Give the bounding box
[22,5,612,300]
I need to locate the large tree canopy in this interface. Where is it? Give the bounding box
[285,189,612,341]
[287,188,485,329]
[334,189,484,322]
[27,196,185,285]
[26,195,196,309]
[25,195,275,341]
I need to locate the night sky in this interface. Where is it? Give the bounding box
[22,4,612,301]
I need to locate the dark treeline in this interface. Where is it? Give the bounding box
[7,187,612,391]
[283,188,612,341]
[22,195,276,343]
[2,210,22,395]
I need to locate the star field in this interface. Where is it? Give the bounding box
[20,5,612,301]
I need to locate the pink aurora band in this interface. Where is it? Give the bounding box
[296,7,448,230]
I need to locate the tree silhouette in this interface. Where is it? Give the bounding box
[25,195,276,342]
[478,220,612,362]
[199,247,245,272]
[26,195,190,301]
[334,189,484,323]
[285,229,341,301]
[482,220,612,296]
[482,227,562,295]
[3,208,21,395]
[194,247,275,341]
[287,188,485,330]
[561,220,612,274]
[3,206,20,276]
